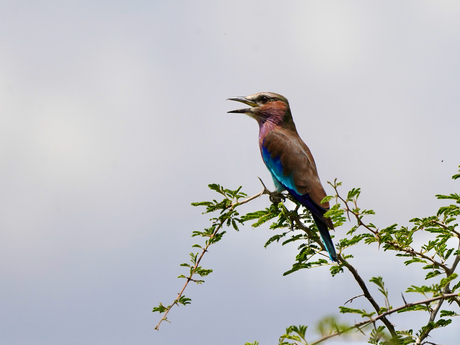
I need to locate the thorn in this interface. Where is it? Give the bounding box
[257,176,269,194]
[344,294,365,305]
[401,293,408,306]
[256,177,285,203]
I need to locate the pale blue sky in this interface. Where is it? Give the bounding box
[1,1,460,344]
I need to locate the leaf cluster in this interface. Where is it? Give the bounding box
[155,166,460,344]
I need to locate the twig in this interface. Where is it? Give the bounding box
[155,185,266,330]
[332,186,379,236]
[344,294,365,305]
[231,177,269,207]
[386,241,450,274]
[432,220,460,238]
[155,221,223,330]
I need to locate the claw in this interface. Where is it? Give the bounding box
[269,191,285,204]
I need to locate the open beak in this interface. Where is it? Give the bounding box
[227,96,258,114]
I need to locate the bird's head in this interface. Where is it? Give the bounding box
[227,92,294,127]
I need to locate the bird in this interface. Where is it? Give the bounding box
[227,92,337,262]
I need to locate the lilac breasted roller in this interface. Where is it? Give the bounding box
[228,92,337,262]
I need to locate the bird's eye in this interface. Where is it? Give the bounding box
[259,95,269,103]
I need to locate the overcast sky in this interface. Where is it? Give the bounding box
[1,1,460,344]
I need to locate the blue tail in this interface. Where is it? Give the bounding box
[284,188,338,262]
[312,214,338,262]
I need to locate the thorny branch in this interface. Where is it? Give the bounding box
[327,184,397,338]
[328,180,460,344]
[155,184,268,330]
[154,222,221,330]
[156,171,460,343]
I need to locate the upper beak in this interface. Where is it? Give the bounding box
[227,96,258,113]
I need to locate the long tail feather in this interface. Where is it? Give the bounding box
[282,186,337,262]
[312,214,338,262]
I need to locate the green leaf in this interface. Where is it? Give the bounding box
[439,273,458,288]
[425,270,442,280]
[440,310,457,317]
[264,232,289,248]
[406,285,434,295]
[191,201,214,207]
[436,193,460,202]
[177,295,191,306]
[420,318,452,333]
[330,264,344,277]
[451,280,460,292]
[321,195,333,204]
[339,306,368,316]
[368,326,389,344]
[152,302,169,313]
[346,187,361,201]
[279,325,308,344]
[195,267,213,277]
[403,258,427,266]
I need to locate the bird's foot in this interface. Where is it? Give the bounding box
[269,191,285,204]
